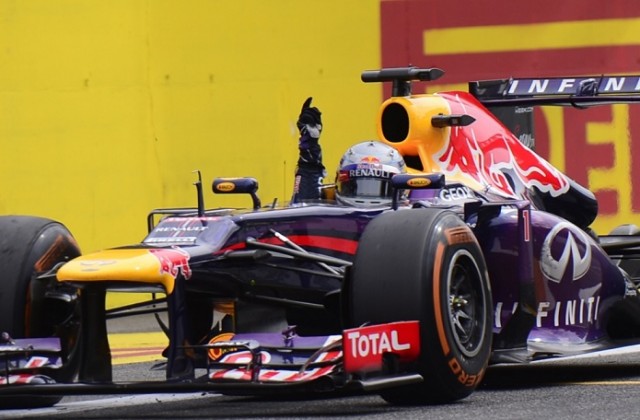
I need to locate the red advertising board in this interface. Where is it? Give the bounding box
[380,0,640,219]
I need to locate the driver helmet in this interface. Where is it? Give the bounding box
[335,141,406,207]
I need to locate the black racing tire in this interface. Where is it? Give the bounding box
[609,224,640,236]
[609,224,640,287]
[348,209,492,404]
[0,215,82,408]
[605,223,640,339]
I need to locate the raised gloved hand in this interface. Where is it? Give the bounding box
[297,97,322,139]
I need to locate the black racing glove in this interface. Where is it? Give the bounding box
[297,97,322,139]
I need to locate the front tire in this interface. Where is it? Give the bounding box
[348,209,492,404]
[0,216,82,407]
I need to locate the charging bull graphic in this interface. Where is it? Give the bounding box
[436,93,570,199]
[149,247,193,280]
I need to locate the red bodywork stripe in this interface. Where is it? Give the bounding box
[219,235,358,256]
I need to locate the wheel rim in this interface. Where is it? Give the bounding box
[447,249,488,358]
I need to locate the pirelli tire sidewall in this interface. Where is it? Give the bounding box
[348,208,492,404]
[420,211,492,400]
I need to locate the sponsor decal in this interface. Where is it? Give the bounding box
[507,76,640,95]
[540,222,592,283]
[78,259,117,272]
[350,166,393,179]
[435,95,570,200]
[149,247,192,279]
[439,185,474,201]
[449,358,483,387]
[444,226,475,245]
[145,217,217,245]
[342,162,399,180]
[343,321,420,373]
[494,296,601,329]
[208,332,236,361]
[407,177,431,187]
[153,226,207,233]
[361,156,380,163]
[216,182,236,192]
[144,237,198,244]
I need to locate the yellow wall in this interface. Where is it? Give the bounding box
[6,2,636,309]
[0,0,381,255]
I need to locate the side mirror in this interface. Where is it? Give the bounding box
[212,177,261,210]
[391,173,445,210]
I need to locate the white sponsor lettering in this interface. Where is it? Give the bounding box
[508,79,519,94]
[604,77,625,92]
[154,226,207,232]
[144,237,197,243]
[439,185,474,201]
[349,168,392,179]
[347,330,410,358]
[510,76,640,95]
[558,78,575,92]
[529,79,549,93]
[494,296,601,328]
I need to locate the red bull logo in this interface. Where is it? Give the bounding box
[360,156,380,163]
[149,247,192,279]
[435,93,569,199]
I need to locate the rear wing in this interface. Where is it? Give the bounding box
[470,75,640,107]
[469,74,640,150]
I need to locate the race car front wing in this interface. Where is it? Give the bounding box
[0,321,422,399]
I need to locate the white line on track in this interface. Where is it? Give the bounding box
[0,392,218,419]
[530,343,640,364]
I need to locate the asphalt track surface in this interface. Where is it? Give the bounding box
[4,314,640,419]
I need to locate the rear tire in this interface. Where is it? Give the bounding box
[348,209,492,404]
[609,223,640,287]
[0,216,82,407]
[609,224,640,236]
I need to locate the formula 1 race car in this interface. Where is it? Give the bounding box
[3,67,640,408]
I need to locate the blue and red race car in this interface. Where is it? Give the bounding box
[2,67,640,408]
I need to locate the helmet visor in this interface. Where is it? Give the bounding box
[338,177,394,199]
